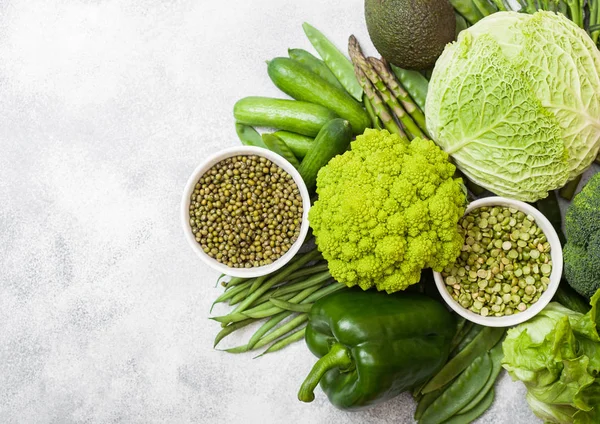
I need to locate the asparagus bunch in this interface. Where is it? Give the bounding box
[348,35,429,140]
[211,246,347,356]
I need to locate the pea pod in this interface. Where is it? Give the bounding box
[441,388,495,424]
[451,323,482,357]
[302,22,363,101]
[458,339,504,414]
[420,353,492,424]
[267,57,369,135]
[389,64,429,111]
[422,326,504,394]
[414,382,452,421]
[273,131,314,159]
[233,96,338,137]
[261,133,301,168]
[235,123,267,148]
[288,48,344,90]
[450,320,474,353]
[449,0,484,25]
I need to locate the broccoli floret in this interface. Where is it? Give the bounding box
[308,129,467,293]
[564,173,600,299]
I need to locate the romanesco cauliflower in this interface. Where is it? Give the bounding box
[309,129,467,293]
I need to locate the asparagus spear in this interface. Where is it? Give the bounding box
[354,65,406,138]
[368,57,429,138]
[348,36,424,139]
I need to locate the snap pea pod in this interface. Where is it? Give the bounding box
[420,353,492,424]
[450,320,473,353]
[415,382,453,421]
[255,325,307,358]
[473,0,498,16]
[213,319,255,347]
[288,48,344,90]
[441,388,495,424]
[247,311,293,349]
[389,64,429,112]
[272,131,314,159]
[451,324,482,357]
[302,22,363,101]
[261,133,301,167]
[422,326,504,394]
[458,339,504,414]
[235,123,268,149]
[449,0,485,24]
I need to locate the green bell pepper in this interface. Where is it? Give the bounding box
[297,289,456,410]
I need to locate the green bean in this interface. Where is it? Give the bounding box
[228,287,251,306]
[420,353,492,424]
[248,275,267,295]
[458,340,504,414]
[302,22,363,101]
[211,280,254,312]
[449,0,485,24]
[255,326,307,358]
[213,319,255,348]
[443,389,495,424]
[247,311,293,349]
[472,0,498,16]
[269,298,314,313]
[363,95,383,130]
[223,276,247,288]
[302,281,347,302]
[235,123,268,148]
[268,270,332,297]
[224,313,309,353]
[566,0,583,27]
[489,0,507,10]
[389,64,429,111]
[244,284,322,319]
[422,326,504,394]
[229,249,321,315]
[212,292,299,324]
[262,133,301,168]
[288,48,344,90]
[215,273,226,288]
[451,324,482,356]
[272,131,314,159]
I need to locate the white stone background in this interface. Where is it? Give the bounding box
[1,0,598,422]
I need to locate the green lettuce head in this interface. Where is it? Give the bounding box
[426,11,600,202]
[502,289,600,423]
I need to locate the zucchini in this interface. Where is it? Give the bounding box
[233,96,338,137]
[298,118,352,190]
[267,57,369,135]
[273,131,314,159]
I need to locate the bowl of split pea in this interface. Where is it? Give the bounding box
[181,146,311,278]
[433,196,563,327]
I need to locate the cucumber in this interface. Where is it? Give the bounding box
[273,131,314,159]
[233,96,338,137]
[298,118,352,190]
[267,57,369,135]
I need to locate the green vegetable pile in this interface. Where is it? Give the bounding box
[502,292,600,423]
[200,2,600,422]
[309,129,466,292]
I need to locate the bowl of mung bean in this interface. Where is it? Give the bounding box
[433,196,563,327]
[181,146,311,278]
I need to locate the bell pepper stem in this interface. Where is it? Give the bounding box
[298,343,353,403]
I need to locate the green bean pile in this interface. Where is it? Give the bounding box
[413,319,506,423]
[211,245,346,356]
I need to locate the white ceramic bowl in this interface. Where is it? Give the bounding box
[181,146,311,278]
[433,196,563,327]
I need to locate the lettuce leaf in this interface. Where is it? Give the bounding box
[502,289,600,423]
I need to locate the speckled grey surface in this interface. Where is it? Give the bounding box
[1,0,598,423]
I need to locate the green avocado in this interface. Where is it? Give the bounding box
[365,0,456,70]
